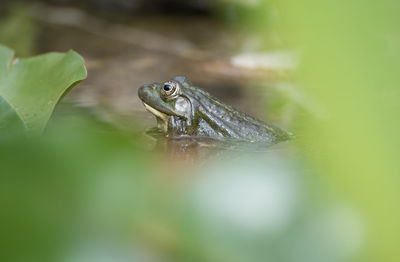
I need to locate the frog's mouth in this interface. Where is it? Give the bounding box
[143,103,169,132]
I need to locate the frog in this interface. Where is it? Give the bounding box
[138,76,291,144]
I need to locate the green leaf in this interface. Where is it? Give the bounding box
[0,96,25,136]
[0,45,87,133]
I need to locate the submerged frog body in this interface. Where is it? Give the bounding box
[138,76,291,144]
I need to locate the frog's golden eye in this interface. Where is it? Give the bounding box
[161,81,179,98]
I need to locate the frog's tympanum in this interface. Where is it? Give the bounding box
[138,76,291,144]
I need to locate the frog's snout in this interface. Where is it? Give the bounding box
[138,84,156,102]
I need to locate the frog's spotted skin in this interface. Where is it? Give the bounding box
[138,76,291,144]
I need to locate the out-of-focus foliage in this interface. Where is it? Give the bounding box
[0,45,87,134]
[0,116,150,262]
[1,113,357,262]
[0,5,37,56]
[248,0,400,261]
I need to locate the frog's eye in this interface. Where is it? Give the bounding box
[163,84,173,91]
[161,81,179,98]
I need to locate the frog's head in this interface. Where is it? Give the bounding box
[138,76,194,135]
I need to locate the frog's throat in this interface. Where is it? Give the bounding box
[143,103,169,132]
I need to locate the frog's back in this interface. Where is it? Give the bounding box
[185,86,291,144]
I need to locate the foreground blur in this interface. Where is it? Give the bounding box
[1,0,399,262]
[0,116,364,262]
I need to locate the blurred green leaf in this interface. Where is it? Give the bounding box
[0,114,150,262]
[0,96,25,135]
[266,0,400,261]
[0,45,87,134]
